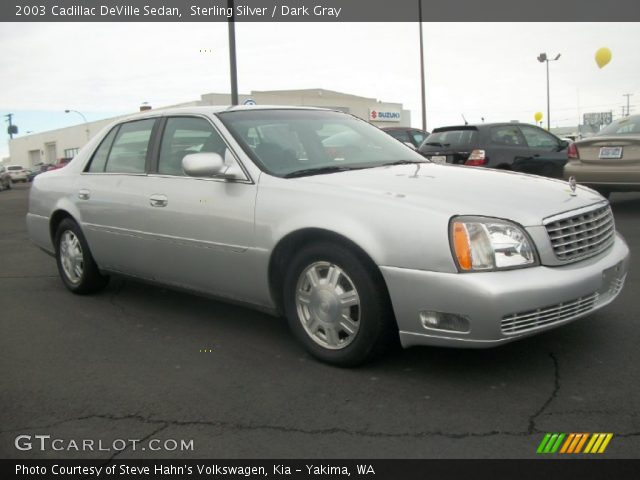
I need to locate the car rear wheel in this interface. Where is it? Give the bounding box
[283,242,396,367]
[55,218,109,294]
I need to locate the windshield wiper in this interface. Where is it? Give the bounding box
[379,160,428,166]
[424,141,450,147]
[284,166,365,178]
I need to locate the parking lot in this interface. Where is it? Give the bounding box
[1,182,639,459]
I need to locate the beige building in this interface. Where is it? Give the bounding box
[8,89,410,168]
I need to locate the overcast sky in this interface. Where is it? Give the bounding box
[1,22,639,159]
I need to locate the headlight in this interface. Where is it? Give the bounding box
[450,216,538,271]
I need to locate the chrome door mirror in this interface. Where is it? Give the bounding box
[182,153,225,177]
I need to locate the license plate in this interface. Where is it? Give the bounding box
[599,146,622,159]
[430,155,447,164]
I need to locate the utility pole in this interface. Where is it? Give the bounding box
[5,113,15,139]
[623,93,633,116]
[418,0,426,132]
[228,0,239,106]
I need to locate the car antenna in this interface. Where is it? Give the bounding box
[461,114,468,125]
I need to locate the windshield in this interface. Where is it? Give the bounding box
[598,116,640,136]
[217,109,427,177]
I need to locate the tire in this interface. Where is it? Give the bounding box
[283,242,396,367]
[6,180,11,190]
[54,218,109,294]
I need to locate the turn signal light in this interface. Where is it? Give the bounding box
[452,222,472,270]
[465,150,487,166]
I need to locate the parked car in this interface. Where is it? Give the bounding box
[418,123,569,178]
[50,158,72,170]
[382,127,429,149]
[564,114,640,197]
[27,164,54,182]
[27,107,629,366]
[6,165,28,183]
[0,165,11,191]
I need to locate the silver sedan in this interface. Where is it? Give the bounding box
[27,106,629,366]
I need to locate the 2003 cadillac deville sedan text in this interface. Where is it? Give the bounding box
[27,107,629,366]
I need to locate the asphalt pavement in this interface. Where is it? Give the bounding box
[1,183,639,459]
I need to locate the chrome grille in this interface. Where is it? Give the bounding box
[545,205,615,262]
[501,293,599,335]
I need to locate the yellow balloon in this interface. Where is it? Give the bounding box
[534,112,543,123]
[595,47,612,69]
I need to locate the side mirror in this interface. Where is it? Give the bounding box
[558,140,569,151]
[182,153,226,177]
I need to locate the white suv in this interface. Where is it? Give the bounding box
[6,165,28,183]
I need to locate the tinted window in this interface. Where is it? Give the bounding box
[87,127,118,172]
[519,125,559,148]
[599,116,640,135]
[387,130,411,143]
[490,126,526,146]
[422,129,477,150]
[158,117,227,176]
[411,130,426,145]
[104,119,155,174]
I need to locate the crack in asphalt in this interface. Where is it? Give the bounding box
[527,352,560,434]
[4,354,638,443]
[3,410,640,442]
[0,275,58,279]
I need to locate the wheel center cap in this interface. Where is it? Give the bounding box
[311,289,339,323]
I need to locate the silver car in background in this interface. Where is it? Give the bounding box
[27,106,629,366]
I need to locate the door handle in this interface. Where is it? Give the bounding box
[78,189,90,200]
[149,194,168,208]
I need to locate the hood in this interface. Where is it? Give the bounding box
[293,163,604,227]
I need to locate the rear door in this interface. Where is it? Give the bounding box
[78,118,157,276]
[485,125,530,168]
[514,125,567,177]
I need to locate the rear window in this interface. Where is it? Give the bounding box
[422,129,477,150]
[598,116,640,136]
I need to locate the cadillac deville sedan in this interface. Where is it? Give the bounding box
[27,106,629,366]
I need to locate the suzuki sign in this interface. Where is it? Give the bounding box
[369,108,401,122]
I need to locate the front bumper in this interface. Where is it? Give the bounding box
[381,233,629,348]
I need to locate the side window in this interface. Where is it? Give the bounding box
[86,127,118,172]
[411,130,426,146]
[490,126,526,146]
[104,119,155,174]
[158,117,227,176]
[519,125,560,149]
[388,130,411,143]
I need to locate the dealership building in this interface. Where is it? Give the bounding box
[7,89,411,168]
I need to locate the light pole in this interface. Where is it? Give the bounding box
[418,0,426,132]
[64,109,90,140]
[537,53,561,130]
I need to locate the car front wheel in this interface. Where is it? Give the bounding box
[55,218,109,294]
[283,242,396,367]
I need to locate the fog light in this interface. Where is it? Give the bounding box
[419,311,470,333]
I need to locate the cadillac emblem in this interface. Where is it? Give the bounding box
[568,176,577,196]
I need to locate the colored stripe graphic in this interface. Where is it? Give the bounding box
[538,433,614,454]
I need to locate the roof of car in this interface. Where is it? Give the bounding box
[432,122,534,132]
[116,105,333,122]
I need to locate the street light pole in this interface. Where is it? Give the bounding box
[64,109,90,140]
[228,0,239,106]
[418,0,426,132]
[537,52,561,130]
